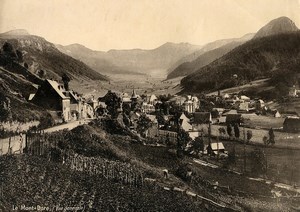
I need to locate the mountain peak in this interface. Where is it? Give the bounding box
[254,16,298,39]
[66,43,87,49]
[1,29,30,36]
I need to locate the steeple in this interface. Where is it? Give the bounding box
[131,89,137,99]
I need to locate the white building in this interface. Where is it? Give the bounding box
[183,95,200,113]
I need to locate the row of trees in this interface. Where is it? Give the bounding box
[219,125,252,142]
[220,125,275,146]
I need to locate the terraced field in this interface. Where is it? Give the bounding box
[0,155,211,212]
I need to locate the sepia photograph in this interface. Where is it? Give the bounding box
[0,0,300,211]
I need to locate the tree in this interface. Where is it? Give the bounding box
[165,133,171,146]
[177,129,191,158]
[0,94,12,122]
[38,113,55,129]
[192,136,204,156]
[246,130,253,143]
[227,124,233,137]
[169,102,183,117]
[37,69,46,78]
[218,127,226,137]
[2,42,14,54]
[249,148,267,176]
[176,163,193,182]
[104,91,122,118]
[234,124,240,139]
[223,146,236,168]
[263,136,269,146]
[156,111,166,126]
[16,49,23,62]
[62,73,71,90]
[122,102,131,115]
[24,62,29,69]
[269,128,275,145]
[136,114,152,137]
[1,42,17,66]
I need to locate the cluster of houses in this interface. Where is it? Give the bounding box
[94,90,228,156]
[27,79,300,155]
[29,79,95,123]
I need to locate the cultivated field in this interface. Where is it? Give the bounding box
[242,114,285,129]
[211,124,300,149]
[70,75,183,99]
[220,140,300,186]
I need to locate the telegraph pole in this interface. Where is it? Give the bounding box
[208,120,211,144]
[243,125,246,173]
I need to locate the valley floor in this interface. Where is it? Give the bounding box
[70,75,183,99]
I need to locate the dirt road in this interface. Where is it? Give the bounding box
[0,119,93,155]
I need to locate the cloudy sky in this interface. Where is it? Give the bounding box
[0,0,299,51]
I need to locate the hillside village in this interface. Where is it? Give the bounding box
[22,74,300,154]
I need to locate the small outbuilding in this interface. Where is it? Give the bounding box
[207,142,226,156]
[274,110,281,118]
[283,117,300,133]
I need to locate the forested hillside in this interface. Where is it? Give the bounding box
[181,32,300,93]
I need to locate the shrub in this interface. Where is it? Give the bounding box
[38,113,55,129]
[249,148,267,176]
[246,130,253,143]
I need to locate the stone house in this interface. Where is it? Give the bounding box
[31,79,71,122]
[30,79,93,122]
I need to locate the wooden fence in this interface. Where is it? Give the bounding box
[24,130,48,156]
[64,153,144,187]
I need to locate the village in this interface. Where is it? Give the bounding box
[2,76,300,185]
[25,76,300,149]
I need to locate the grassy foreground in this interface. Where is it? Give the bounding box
[1,122,299,211]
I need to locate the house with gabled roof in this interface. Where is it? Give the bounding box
[31,79,94,122]
[283,116,300,132]
[31,79,71,122]
[207,142,227,156]
[179,113,192,132]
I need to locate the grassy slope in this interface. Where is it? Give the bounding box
[0,67,49,122]
[1,123,298,211]
[49,124,298,211]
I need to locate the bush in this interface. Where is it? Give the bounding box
[234,124,240,139]
[249,148,267,176]
[38,113,55,129]
[176,163,194,182]
[246,130,253,143]
[227,124,232,137]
